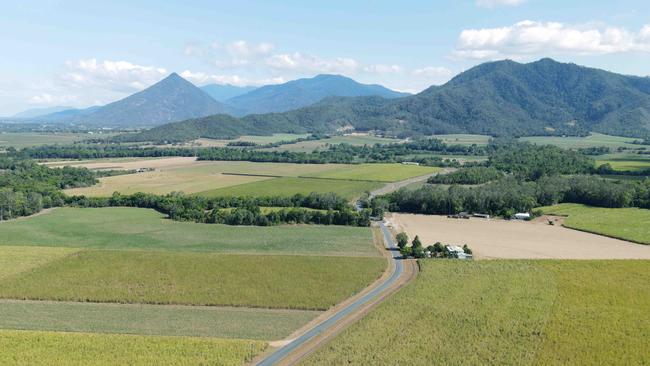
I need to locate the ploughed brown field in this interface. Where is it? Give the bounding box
[387,213,650,259]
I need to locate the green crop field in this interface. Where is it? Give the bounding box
[0,132,98,149]
[519,133,645,149]
[303,260,650,365]
[0,246,78,279]
[0,250,385,310]
[595,153,650,171]
[431,134,492,146]
[0,208,378,256]
[539,203,650,244]
[0,300,318,340]
[302,164,441,182]
[197,176,382,200]
[267,135,404,152]
[0,330,265,366]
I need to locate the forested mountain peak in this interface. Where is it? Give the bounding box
[122,58,650,142]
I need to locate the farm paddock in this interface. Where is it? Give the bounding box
[387,213,650,259]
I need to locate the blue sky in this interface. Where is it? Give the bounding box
[1,0,649,115]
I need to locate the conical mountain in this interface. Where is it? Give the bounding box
[71,73,233,127]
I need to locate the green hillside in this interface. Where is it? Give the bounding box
[119,58,650,142]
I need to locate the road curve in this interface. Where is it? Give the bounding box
[256,223,405,366]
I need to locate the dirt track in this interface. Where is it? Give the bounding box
[388,213,650,259]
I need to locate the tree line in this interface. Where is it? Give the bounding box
[12,137,487,167]
[378,175,650,218]
[428,166,502,185]
[66,192,370,227]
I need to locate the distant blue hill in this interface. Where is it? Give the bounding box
[225,74,410,115]
[200,84,257,102]
[12,106,74,119]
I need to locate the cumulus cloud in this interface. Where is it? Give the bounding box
[266,52,360,74]
[476,0,526,8]
[179,70,284,86]
[212,40,275,67]
[29,93,78,105]
[61,59,168,92]
[363,64,403,74]
[413,66,453,78]
[454,20,650,59]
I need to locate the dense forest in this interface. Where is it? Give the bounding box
[378,141,649,217]
[0,158,97,220]
[428,167,502,185]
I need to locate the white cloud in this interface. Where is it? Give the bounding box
[61,59,168,92]
[476,0,526,8]
[413,66,453,78]
[266,52,360,74]
[179,70,284,86]
[363,64,403,74]
[454,20,650,59]
[212,40,275,67]
[29,93,78,105]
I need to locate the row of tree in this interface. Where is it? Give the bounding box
[12,137,487,167]
[377,175,650,218]
[65,191,370,226]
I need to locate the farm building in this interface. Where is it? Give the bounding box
[473,213,490,219]
[514,212,531,220]
[446,245,473,260]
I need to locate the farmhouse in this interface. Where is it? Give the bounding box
[446,245,473,260]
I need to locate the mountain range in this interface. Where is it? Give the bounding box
[12,106,74,119]
[121,58,650,142]
[224,74,409,115]
[200,84,258,102]
[16,73,407,126]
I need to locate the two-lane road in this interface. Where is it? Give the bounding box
[256,223,409,366]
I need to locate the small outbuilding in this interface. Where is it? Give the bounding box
[514,212,531,220]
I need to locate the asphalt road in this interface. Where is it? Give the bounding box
[256,222,404,366]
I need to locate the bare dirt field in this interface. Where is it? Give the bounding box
[387,213,650,259]
[46,157,199,170]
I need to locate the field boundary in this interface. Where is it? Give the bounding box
[559,222,649,245]
[221,172,284,178]
[296,175,388,183]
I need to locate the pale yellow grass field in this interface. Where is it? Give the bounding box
[387,213,650,259]
[63,158,356,196]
